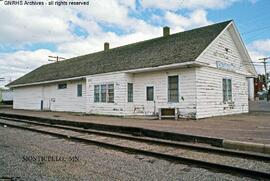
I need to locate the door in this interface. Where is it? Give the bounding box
[42,86,53,111]
[43,98,51,110]
[145,86,156,115]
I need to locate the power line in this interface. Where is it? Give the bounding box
[237,9,270,24]
[242,25,270,35]
[244,28,269,41]
[241,61,270,65]
[252,61,270,64]
[238,13,270,28]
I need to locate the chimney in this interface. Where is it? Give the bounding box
[163,26,170,37]
[104,42,109,51]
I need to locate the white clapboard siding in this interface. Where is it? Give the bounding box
[14,86,43,110]
[130,68,196,118]
[86,73,127,116]
[43,80,86,112]
[196,67,248,118]
[85,69,197,118]
[197,27,251,76]
[13,80,86,112]
[194,25,251,118]
[122,73,134,115]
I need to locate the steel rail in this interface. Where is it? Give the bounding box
[0,116,269,162]
[0,119,270,179]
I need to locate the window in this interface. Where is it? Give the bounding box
[94,85,100,102]
[108,84,114,103]
[146,86,154,101]
[77,84,82,97]
[128,83,133,102]
[223,78,232,103]
[101,85,107,102]
[94,83,114,103]
[58,83,67,89]
[168,75,179,102]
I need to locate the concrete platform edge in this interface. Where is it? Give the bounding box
[2,112,270,154]
[0,112,223,147]
[223,139,270,154]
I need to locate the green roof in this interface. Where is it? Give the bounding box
[9,20,232,86]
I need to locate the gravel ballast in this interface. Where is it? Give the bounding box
[0,126,256,180]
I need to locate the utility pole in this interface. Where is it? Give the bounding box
[48,56,65,63]
[258,56,270,90]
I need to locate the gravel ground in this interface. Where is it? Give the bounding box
[1,118,269,174]
[0,126,256,181]
[84,133,270,173]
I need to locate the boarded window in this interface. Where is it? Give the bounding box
[223,78,232,103]
[58,83,67,89]
[108,84,114,103]
[168,75,179,102]
[101,85,107,102]
[128,83,133,102]
[94,85,100,102]
[77,84,82,97]
[146,86,154,101]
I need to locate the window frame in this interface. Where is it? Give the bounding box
[168,75,179,103]
[77,84,82,97]
[94,85,100,102]
[94,83,114,103]
[100,84,107,103]
[58,83,67,89]
[127,83,133,102]
[223,78,232,103]
[108,84,114,103]
[146,86,154,101]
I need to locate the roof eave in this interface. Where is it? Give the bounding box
[9,76,86,88]
[123,61,208,74]
[229,21,258,77]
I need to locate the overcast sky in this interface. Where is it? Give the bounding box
[0,0,270,87]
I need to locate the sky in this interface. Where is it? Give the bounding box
[0,0,270,87]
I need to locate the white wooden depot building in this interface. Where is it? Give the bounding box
[8,20,257,119]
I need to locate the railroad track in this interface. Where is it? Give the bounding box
[0,116,270,179]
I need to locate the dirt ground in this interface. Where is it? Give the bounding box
[0,107,270,144]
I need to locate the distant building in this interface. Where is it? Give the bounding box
[254,74,269,100]
[254,75,265,92]
[0,88,13,104]
[7,20,257,119]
